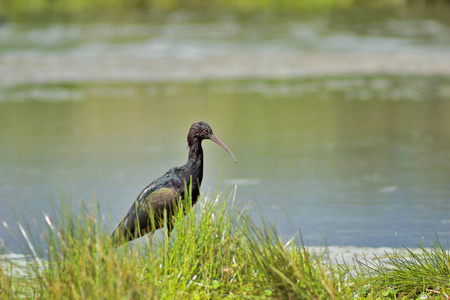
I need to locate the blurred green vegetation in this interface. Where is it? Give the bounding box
[1,0,448,22]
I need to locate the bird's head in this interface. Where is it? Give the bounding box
[188,121,237,163]
[189,121,214,140]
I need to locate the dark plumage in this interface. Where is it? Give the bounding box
[111,121,237,247]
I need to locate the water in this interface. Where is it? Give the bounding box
[1,10,450,254]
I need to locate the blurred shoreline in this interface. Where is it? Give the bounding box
[0,245,434,276]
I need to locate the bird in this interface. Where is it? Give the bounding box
[111,121,237,247]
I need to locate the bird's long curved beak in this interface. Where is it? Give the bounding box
[210,134,238,164]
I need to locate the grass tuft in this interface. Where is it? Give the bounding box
[1,190,449,299]
[348,238,450,299]
[244,218,340,299]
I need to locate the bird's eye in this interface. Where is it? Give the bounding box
[203,129,209,134]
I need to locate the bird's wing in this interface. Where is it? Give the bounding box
[111,169,183,246]
[111,187,179,246]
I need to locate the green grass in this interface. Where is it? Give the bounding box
[347,239,450,299]
[1,191,449,299]
[0,0,438,22]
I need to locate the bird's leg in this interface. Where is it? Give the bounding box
[167,223,173,238]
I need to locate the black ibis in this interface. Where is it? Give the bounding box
[111,121,237,247]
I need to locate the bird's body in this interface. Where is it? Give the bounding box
[111,121,236,247]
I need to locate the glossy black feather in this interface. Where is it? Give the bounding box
[111,121,236,247]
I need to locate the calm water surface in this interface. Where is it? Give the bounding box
[1,11,450,254]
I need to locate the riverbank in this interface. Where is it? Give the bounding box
[0,244,433,274]
[0,0,438,22]
[1,8,450,89]
[1,196,448,299]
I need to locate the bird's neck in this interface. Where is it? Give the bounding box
[185,137,204,203]
[186,137,204,174]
